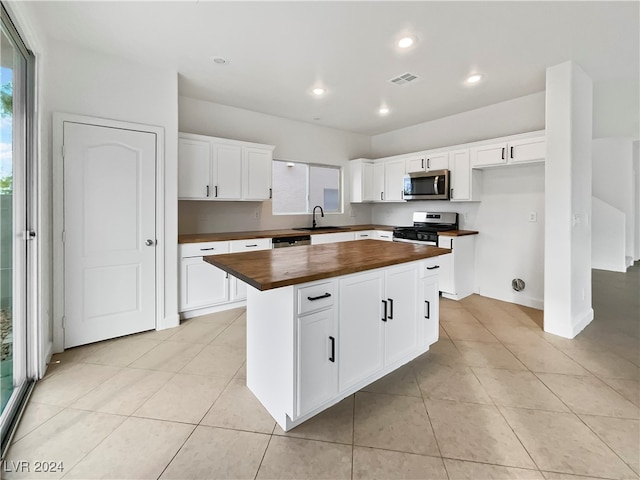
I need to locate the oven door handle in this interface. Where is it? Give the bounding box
[433,176,439,195]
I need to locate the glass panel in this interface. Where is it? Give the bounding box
[0,24,15,414]
[309,165,340,213]
[272,160,308,214]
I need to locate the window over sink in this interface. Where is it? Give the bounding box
[272,160,342,215]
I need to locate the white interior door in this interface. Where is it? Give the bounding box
[63,122,156,348]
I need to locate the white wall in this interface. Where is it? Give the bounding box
[592,138,635,263]
[593,80,640,140]
[635,141,640,261]
[370,93,547,308]
[41,39,180,348]
[178,96,372,234]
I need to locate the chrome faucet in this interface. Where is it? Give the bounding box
[312,205,324,229]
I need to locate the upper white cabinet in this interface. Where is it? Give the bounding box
[384,158,406,202]
[349,157,406,203]
[405,150,449,173]
[471,134,545,168]
[178,132,275,201]
[350,159,376,202]
[449,149,482,202]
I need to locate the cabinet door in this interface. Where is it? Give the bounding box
[425,152,449,171]
[384,264,419,365]
[421,275,440,347]
[213,143,243,199]
[449,149,471,201]
[375,231,393,242]
[405,155,426,173]
[178,138,211,199]
[471,142,508,167]
[180,257,229,311]
[384,159,406,201]
[311,232,355,245]
[373,162,385,201]
[297,309,338,417]
[355,230,375,240]
[508,137,545,164]
[361,162,376,201]
[230,276,248,302]
[243,147,273,200]
[339,271,384,391]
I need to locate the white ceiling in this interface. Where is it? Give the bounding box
[28,1,639,136]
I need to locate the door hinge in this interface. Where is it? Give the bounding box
[61,145,65,159]
[62,230,65,243]
[61,316,66,328]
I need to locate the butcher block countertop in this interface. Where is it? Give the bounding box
[438,230,478,237]
[204,239,451,291]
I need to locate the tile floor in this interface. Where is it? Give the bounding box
[3,265,639,479]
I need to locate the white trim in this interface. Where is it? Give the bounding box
[180,300,247,320]
[52,113,165,352]
[544,307,593,339]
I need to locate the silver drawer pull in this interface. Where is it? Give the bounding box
[308,293,331,301]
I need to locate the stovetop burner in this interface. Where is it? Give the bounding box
[393,212,458,244]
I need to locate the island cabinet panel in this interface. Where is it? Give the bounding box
[297,308,338,417]
[338,270,385,391]
[421,274,440,346]
[384,264,419,365]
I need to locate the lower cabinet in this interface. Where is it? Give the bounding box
[311,232,355,245]
[180,257,229,311]
[436,234,476,300]
[421,273,440,346]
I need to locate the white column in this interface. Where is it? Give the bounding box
[544,61,593,338]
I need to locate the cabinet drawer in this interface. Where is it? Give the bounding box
[229,238,271,252]
[420,257,446,278]
[298,281,335,315]
[355,230,375,240]
[180,241,230,258]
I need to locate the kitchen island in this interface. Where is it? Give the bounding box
[206,240,450,431]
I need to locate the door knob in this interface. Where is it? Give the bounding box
[145,239,155,246]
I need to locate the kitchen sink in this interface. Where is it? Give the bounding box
[291,226,347,231]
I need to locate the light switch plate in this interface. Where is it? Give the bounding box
[528,211,537,222]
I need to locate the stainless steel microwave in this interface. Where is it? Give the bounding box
[403,170,450,200]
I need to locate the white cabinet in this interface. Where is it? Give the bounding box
[471,135,545,168]
[437,234,476,300]
[350,159,376,203]
[375,230,393,242]
[297,309,338,416]
[421,273,440,347]
[178,132,275,201]
[338,270,385,390]
[384,158,406,201]
[311,232,355,245]
[384,264,419,365]
[228,238,272,302]
[179,241,230,312]
[178,138,211,199]
[373,162,385,202]
[449,149,482,202]
[354,230,375,240]
[405,151,449,173]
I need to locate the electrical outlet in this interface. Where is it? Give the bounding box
[528,211,537,222]
[254,210,260,219]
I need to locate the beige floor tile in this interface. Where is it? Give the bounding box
[580,415,640,474]
[234,361,247,379]
[505,342,590,376]
[537,373,639,419]
[411,338,467,368]
[354,391,439,456]
[76,336,162,367]
[129,340,205,372]
[70,367,173,415]
[160,425,269,480]
[132,326,180,341]
[353,446,448,480]
[64,417,194,480]
[29,363,121,407]
[426,399,535,469]
[163,319,228,344]
[362,364,422,397]
[49,341,110,366]
[541,473,613,480]
[440,297,466,310]
[273,396,353,444]
[134,373,228,424]
[193,307,245,325]
[601,377,640,407]
[440,307,481,323]
[484,324,549,345]
[201,378,275,434]
[10,402,64,443]
[472,368,569,412]
[561,347,640,380]
[180,343,245,378]
[442,320,500,343]
[453,340,527,370]
[444,459,545,479]
[4,408,126,480]
[415,363,493,404]
[500,407,637,479]
[210,323,246,349]
[256,436,352,480]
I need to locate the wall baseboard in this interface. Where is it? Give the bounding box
[476,288,543,310]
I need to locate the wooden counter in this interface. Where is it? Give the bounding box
[205,239,450,290]
[178,225,394,243]
[438,230,479,237]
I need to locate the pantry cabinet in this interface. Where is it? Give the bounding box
[178,132,275,201]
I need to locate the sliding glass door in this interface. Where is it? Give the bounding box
[0,3,35,455]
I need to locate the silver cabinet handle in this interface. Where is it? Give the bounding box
[145,239,155,246]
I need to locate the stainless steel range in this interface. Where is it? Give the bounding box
[393,212,459,245]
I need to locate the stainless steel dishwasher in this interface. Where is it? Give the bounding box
[272,235,312,248]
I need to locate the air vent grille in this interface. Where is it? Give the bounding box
[389,72,419,86]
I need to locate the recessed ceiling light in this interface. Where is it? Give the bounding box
[398,36,416,49]
[466,73,483,84]
[379,107,390,115]
[312,88,326,96]
[211,56,229,65]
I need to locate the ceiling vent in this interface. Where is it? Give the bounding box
[389,72,419,86]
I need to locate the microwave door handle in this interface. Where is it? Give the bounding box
[433,175,439,195]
